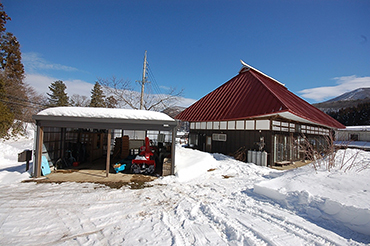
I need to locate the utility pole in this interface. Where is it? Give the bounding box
[140,50,148,110]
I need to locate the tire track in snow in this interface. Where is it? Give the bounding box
[51,205,108,245]
[156,184,266,245]
[240,206,335,245]
[231,194,353,245]
[199,202,274,246]
[146,185,227,245]
[172,177,350,246]
[167,180,274,245]
[172,197,226,245]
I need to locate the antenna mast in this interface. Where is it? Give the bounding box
[140,50,148,110]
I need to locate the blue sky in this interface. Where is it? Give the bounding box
[3,0,370,106]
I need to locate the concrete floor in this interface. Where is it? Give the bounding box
[25,158,157,188]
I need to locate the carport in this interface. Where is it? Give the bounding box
[32,107,177,178]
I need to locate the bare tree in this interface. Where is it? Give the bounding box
[23,84,47,121]
[70,94,89,107]
[99,76,183,111]
[299,134,335,171]
[143,86,184,111]
[299,133,370,172]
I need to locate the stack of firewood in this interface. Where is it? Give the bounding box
[233,146,247,162]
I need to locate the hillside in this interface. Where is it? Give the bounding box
[161,106,186,118]
[162,106,189,131]
[313,88,370,113]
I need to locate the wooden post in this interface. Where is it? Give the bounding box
[140,50,148,110]
[171,127,176,175]
[36,126,44,178]
[106,129,112,177]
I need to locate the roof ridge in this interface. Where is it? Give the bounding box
[239,60,286,87]
[246,66,344,128]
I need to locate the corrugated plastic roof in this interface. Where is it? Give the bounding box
[176,64,345,129]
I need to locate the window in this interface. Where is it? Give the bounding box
[273,126,281,131]
[236,120,244,129]
[123,130,145,140]
[196,122,201,129]
[256,120,270,130]
[220,121,227,130]
[228,121,236,130]
[350,134,359,141]
[200,122,207,129]
[246,120,255,130]
[212,133,227,142]
[213,122,220,130]
[273,121,281,126]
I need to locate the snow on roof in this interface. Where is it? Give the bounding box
[37,107,175,122]
[340,125,370,131]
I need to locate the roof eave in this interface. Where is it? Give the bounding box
[33,115,177,130]
[179,111,344,129]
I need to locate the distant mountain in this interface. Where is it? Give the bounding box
[162,106,188,132]
[326,88,370,102]
[313,88,370,113]
[161,106,186,118]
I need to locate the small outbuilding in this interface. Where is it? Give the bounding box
[176,62,345,166]
[335,126,370,150]
[32,107,177,178]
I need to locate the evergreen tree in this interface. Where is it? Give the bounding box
[0,3,10,34]
[327,102,370,126]
[1,32,24,79]
[89,82,106,107]
[47,80,69,107]
[0,33,26,117]
[0,3,27,138]
[0,77,14,138]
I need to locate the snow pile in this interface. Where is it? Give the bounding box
[36,106,175,121]
[0,124,34,184]
[254,149,370,235]
[174,146,220,182]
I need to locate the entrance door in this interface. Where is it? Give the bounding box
[274,134,289,163]
[206,136,212,152]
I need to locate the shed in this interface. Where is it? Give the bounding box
[176,62,345,166]
[335,126,370,150]
[32,107,177,178]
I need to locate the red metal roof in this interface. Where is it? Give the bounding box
[176,65,345,129]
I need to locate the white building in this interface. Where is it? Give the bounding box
[335,126,370,150]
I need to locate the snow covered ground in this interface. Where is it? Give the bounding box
[1,126,370,245]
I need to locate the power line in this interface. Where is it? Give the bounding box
[147,64,162,95]
[0,92,48,107]
[146,63,168,108]
[0,98,42,110]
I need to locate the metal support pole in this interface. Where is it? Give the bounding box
[35,125,44,178]
[106,129,112,177]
